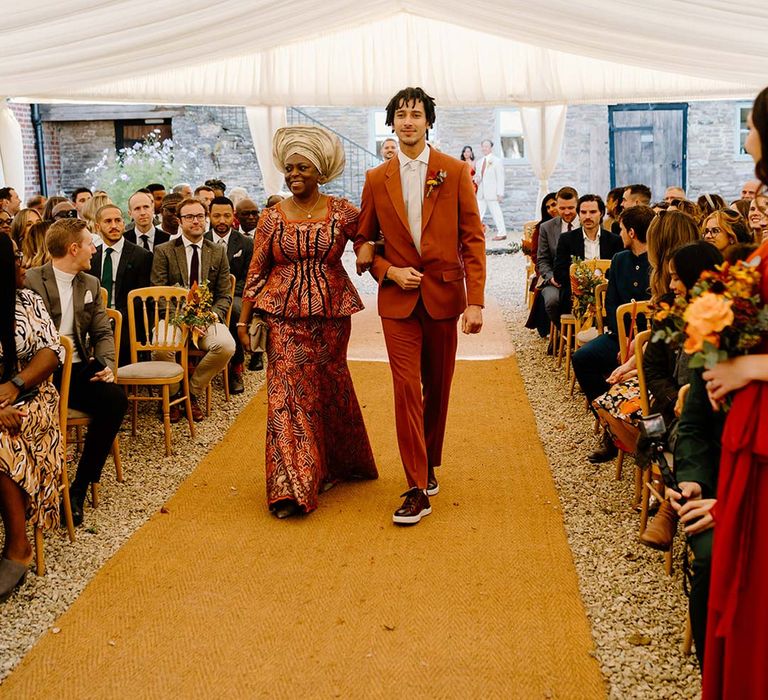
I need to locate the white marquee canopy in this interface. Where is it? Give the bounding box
[1,0,766,195]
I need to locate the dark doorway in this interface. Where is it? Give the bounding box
[609,104,687,197]
[115,119,172,151]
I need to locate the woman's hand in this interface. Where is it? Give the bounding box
[0,381,20,409]
[674,383,690,417]
[237,325,250,355]
[703,356,761,403]
[607,356,637,384]
[0,406,26,436]
[356,243,375,275]
[677,498,717,535]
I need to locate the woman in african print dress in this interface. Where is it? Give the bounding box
[0,234,64,600]
[238,126,377,519]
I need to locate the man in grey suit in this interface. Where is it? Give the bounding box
[26,218,128,527]
[151,197,235,422]
[536,186,579,330]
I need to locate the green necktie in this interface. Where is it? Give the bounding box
[102,247,114,308]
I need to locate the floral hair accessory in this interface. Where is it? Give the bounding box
[425,169,447,198]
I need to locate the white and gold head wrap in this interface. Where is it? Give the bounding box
[272,125,346,184]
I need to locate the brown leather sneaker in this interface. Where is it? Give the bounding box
[392,488,431,525]
[639,500,678,551]
[189,394,205,422]
[427,466,439,496]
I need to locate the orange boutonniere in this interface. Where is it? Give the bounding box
[425,169,447,198]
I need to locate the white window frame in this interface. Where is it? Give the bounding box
[735,102,753,161]
[496,108,527,164]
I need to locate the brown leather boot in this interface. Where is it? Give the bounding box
[639,500,678,551]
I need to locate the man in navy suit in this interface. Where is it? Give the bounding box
[89,203,153,363]
[204,196,253,393]
[124,191,171,252]
[553,194,623,314]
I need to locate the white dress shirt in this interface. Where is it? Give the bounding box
[560,218,578,233]
[52,265,82,363]
[212,230,231,248]
[398,144,430,254]
[583,229,601,260]
[135,224,157,251]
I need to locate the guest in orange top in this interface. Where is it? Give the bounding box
[238,126,377,519]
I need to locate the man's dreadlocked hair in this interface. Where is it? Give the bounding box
[384,87,437,129]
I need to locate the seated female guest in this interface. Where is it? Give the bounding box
[701,208,752,251]
[747,193,768,242]
[524,192,557,337]
[0,235,64,601]
[22,221,51,268]
[238,126,377,519]
[10,208,41,247]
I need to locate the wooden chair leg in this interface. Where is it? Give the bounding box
[665,547,673,576]
[569,370,577,396]
[223,368,230,402]
[633,463,643,508]
[615,450,625,480]
[564,326,573,382]
[60,451,75,543]
[91,482,100,509]
[112,437,123,483]
[162,385,172,456]
[182,375,195,439]
[639,481,650,533]
[557,327,566,368]
[205,383,212,417]
[131,387,138,437]
[682,612,693,655]
[34,527,45,576]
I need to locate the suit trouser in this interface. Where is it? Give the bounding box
[64,364,128,490]
[381,300,458,490]
[688,529,712,669]
[571,333,620,404]
[477,197,507,236]
[153,321,235,396]
[539,284,561,326]
[228,296,244,367]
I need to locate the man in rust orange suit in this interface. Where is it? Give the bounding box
[355,87,486,526]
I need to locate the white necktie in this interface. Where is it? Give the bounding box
[404,160,422,254]
[218,238,227,246]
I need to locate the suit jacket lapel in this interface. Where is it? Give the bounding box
[72,273,86,358]
[115,243,132,300]
[200,241,211,282]
[384,156,411,236]
[174,240,189,286]
[421,148,440,233]
[41,263,62,326]
[574,230,585,259]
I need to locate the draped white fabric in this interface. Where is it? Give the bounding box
[2,2,765,106]
[0,105,25,194]
[520,105,568,210]
[245,106,287,196]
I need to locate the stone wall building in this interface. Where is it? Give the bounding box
[10,98,756,231]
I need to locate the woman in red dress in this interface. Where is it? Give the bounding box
[460,146,477,194]
[696,87,768,699]
[239,126,377,519]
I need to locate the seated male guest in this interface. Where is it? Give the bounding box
[204,196,253,393]
[235,198,260,238]
[537,186,579,329]
[160,192,183,239]
[26,218,128,526]
[553,194,623,314]
[571,205,653,462]
[124,191,170,252]
[151,198,235,421]
[89,203,153,363]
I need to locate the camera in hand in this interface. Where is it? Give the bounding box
[637,412,686,506]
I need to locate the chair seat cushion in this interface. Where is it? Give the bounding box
[68,408,90,421]
[117,361,184,381]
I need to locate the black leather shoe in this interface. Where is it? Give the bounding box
[393,488,431,525]
[588,435,619,463]
[248,353,264,371]
[63,487,85,527]
[229,371,244,394]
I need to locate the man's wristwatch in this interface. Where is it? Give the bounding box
[10,375,25,392]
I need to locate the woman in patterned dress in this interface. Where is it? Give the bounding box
[238,126,377,519]
[0,234,64,600]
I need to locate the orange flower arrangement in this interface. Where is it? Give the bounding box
[652,259,767,380]
[171,281,219,348]
[425,169,447,198]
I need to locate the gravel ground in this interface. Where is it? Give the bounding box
[0,369,266,682]
[1,250,700,697]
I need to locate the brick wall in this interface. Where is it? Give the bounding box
[7,103,63,199]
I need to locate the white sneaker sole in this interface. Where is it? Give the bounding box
[426,483,439,497]
[392,505,432,525]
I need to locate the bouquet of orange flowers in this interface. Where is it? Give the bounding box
[570,257,606,322]
[171,281,219,347]
[652,259,768,372]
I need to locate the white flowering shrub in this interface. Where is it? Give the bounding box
[86,131,202,212]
